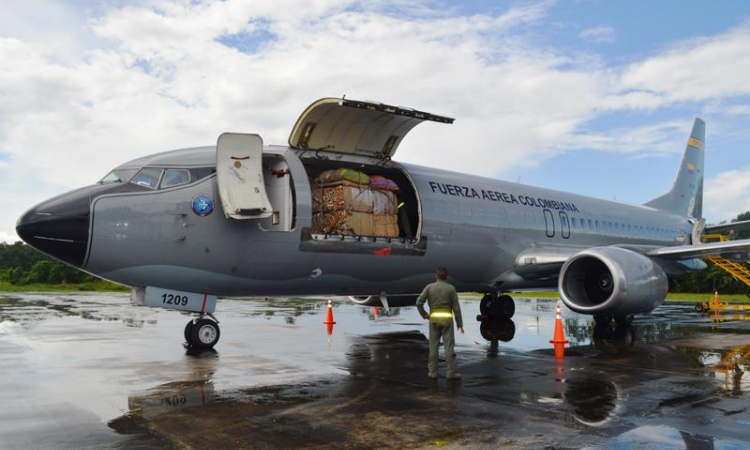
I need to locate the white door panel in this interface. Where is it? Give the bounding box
[216,133,273,220]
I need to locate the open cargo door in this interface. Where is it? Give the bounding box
[216,133,273,220]
[288,97,453,159]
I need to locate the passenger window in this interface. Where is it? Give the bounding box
[161,169,191,188]
[571,218,577,228]
[587,219,593,230]
[131,168,163,189]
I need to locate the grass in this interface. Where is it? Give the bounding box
[511,290,750,303]
[0,280,129,293]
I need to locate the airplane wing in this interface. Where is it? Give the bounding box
[704,219,750,235]
[646,239,750,260]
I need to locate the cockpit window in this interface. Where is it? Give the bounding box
[131,168,163,189]
[161,169,191,189]
[99,169,137,184]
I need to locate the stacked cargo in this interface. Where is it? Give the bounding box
[311,169,400,237]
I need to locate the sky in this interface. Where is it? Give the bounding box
[1,0,749,242]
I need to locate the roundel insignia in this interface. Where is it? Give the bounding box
[191,194,215,217]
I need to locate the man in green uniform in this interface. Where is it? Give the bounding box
[417,267,464,380]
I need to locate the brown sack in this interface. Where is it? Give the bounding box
[374,214,399,237]
[314,211,374,235]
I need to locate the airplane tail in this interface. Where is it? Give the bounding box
[644,118,705,218]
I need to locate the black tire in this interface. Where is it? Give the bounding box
[593,323,615,340]
[479,319,516,342]
[481,294,515,320]
[496,295,515,319]
[614,314,633,326]
[594,314,612,325]
[189,319,221,349]
[613,324,635,346]
[479,293,495,316]
[184,320,195,343]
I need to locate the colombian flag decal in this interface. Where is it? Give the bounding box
[687,163,696,175]
[688,137,705,151]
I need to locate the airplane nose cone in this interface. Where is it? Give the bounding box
[16,187,92,267]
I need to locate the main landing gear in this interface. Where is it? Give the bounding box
[184,315,221,349]
[478,293,516,320]
[592,314,635,347]
[477,293,516,352]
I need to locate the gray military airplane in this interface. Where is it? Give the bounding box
[16,97,750,349]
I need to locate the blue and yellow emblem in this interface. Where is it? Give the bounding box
[191,194,215,217]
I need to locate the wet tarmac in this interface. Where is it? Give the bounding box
[1,293,750,450]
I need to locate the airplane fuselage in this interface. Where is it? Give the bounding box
[73,145,692,297]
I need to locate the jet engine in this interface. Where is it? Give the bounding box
[348,295,418,307]
[559,247,668,317]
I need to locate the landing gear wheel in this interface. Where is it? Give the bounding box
[614,314,633,326]
[695,303,708,313]
[480,319,516,342]
[480,293,515,320]
[184,319,195,343]
[480,293,496,316]
[613,324,635,346]
[188,319,220,349]
[594,314,612,325]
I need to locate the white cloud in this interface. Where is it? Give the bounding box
[620,22,750,104]
[0,1,749,242]
[704,167,750,222]
[578,25,615,43]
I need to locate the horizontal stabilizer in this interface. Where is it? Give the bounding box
[646,239,750,260]
[704,219,750,235]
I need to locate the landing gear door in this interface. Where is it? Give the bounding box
[216,133,273,220]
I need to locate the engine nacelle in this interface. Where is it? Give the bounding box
[348,295,418,307]
[559,247,668,316]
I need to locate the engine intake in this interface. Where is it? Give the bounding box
[559,247,668,316]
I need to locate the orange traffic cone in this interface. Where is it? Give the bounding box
[326,323,334,336]
[324,299,336,325]
[372,307,380,320]
[549,302,570,348]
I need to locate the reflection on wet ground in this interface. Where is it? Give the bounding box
[1,293,750,449]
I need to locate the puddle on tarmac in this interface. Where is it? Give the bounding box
[2,293,750,449]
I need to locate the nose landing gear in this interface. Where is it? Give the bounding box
[184,315,221,349]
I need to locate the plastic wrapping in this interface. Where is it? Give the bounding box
[372,190,397,215]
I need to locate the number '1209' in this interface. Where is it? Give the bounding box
[162,293,188,306]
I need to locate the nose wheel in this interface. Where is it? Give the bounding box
[184,317,221,349]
